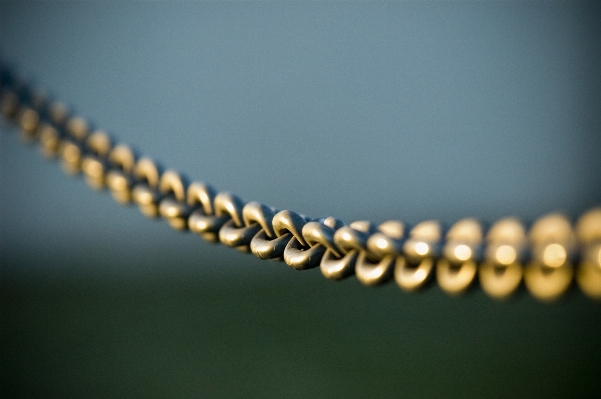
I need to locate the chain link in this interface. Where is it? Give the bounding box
[1,68,600,303]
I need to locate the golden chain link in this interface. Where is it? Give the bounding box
[1,69,600,302]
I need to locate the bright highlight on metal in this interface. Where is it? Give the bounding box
[495,245,517,265]
[453,245,472,262]
[542,244,567,268]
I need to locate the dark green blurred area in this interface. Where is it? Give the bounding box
[2,259,601,398]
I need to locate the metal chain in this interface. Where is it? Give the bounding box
[1,68,600,303]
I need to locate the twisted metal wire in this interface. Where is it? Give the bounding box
[1,68,600,302]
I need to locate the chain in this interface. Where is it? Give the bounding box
[1,68,600,303]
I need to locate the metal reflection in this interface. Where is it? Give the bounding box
[524,213,575,301]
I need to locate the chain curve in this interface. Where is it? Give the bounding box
[1,67,601,302]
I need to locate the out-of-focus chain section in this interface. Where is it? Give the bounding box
[1,66,599,303]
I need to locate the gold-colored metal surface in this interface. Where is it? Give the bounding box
[106,144,136,204]
[242,202,277,239]
[1,71,599,303]
[275,212,344,270]
[320,248,357,279]
[185,182,225,242]
[334,222,375,253]
[302,221,342,258]
[524,264,573,302]
[188,212,229,243]
[575,208,601,299]
[355,253,395,286]
[38,123,61,158]
[395,220,441,292]
[59,140,83,175]
[284,236,326,270]
[273,210,310,247]
[320,221,375,280]
[1,91,18,119]
[479,218,525,300]
[218,219,262,252]
[365,220,405,260]
[49,102,69,127]
[355,221,405,286]
[81,131,112,190]
[214,193,262,251]
[250,207,303,259]
[479,262,522,300]
[524,213,575,301]
[436,219,482,295]
[132,158,163,218]
[437,259,478,295]
[19,107,39,141]
[158,170,191,231]
[66,116,89,142]
[214,192,245,228]
[576,208,601,244]
[394,256,434,292]
[249,229,291,260]
[575,259,601,300]
[274,210,326,270]
[187,182,216,216]
[402,220,442,262]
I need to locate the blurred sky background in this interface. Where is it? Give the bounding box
[1,2,601,398]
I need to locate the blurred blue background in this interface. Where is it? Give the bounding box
[1,2,600,398]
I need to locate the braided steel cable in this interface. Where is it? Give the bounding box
[1,68,600,302]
